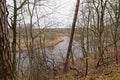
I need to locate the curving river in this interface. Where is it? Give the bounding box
[46,36,82,62]
[16,36,83,68]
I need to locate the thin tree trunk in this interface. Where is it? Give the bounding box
[11,0,27,79]
[0,0,13,79]
[85,2,91,75]
[64,0,80,73]
[95,0,107,67]
[12,0,17,79]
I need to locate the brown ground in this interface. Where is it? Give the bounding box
[50,51,120,80]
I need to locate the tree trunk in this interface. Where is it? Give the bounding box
[0,0,13,79]
[64,0,80,73]
[95,0,107,67]
[12,0,17,78]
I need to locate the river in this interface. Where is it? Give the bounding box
[16,36,83,69]
[46,36,82,62]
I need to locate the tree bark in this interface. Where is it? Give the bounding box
[64,0,80,73]
[0,0,13,79]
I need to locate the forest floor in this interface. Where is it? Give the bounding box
[53,61,120,80]
[51,54,120,80]
[84,62,120,80]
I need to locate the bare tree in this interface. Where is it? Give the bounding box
[107,0,120,64]
[64,0,80,73]
[78,0,91,75]
[85,1,91,75]
[92,0,108,67]
[27,0,36,79]
[0,0,13,79]
[8,0,27,79]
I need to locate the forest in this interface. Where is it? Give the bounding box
[0,0,120,80]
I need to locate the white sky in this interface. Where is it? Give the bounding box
[57,0,76,27]
[6,0,76,28]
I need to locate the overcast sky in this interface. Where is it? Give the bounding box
[53,0,76,27]
[7,0,76,28]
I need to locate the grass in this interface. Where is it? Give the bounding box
[9,31,80,52]
[45,37,63,47]
[9,36,63,52]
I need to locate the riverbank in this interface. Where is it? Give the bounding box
[11,34,81,52]
[45,37,64,47]
[10,37,64,52]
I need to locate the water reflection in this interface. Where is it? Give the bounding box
[46,36,82,62]
[17,36,83,68]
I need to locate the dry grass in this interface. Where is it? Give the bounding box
[45,37,63,47]
[10,36,63,52]
[49,51,120,80]
[10,32,81,52]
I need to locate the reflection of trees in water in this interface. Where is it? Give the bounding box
[17,36,83,79]
[19,36,82,66]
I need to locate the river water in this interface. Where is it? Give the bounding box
[46,36,82,62]
[16,36,83,68]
